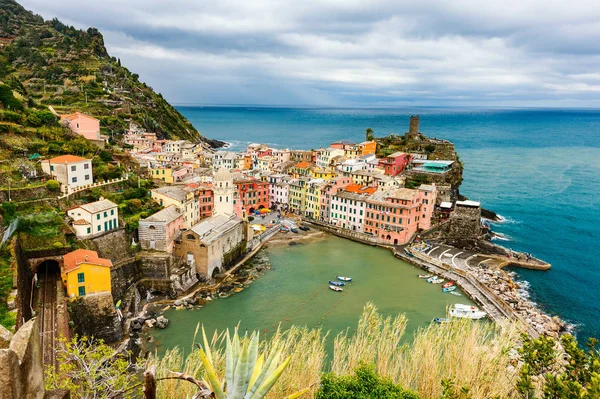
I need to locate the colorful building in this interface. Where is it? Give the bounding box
[309,168,338,180]
[67,198,119,238]
[304,179,325,219]
[62,249,112,298]
[330,185,377,232]
[379,152,412,177]
[41,155,93,193]
[60,112,104,142]
[319,176,353,222]
[234,177,270,214]
[138,205,184,252]
[358,141,377,156]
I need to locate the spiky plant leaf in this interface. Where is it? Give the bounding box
[248,355,292,399]
[246,333,259,384]
[231,339,251,398]
[284,387,311,399]
[247,353,265,391]
[244,351,281,399]
[198,347,225,399]
[202,325,214,365]
[226,329,235,390]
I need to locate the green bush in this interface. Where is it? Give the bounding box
[0,84,23,111]
[316,363,420,399]
[45,180,60,191]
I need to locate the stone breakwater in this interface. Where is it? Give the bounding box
[471,267,566,338]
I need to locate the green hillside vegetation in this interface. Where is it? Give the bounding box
[0,0,221,146]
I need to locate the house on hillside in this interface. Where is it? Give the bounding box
[138,205,184,252]
[62,249,112,298]
[67,198,119,238]
[41,155,93,193]
[61,112,108,143]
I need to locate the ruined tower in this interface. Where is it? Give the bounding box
[408,115,420,137]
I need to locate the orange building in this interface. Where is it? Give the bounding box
[359,141,377,155]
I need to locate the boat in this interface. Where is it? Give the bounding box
[449,304,487,320]
[299,226,310,231]
[434,317,451,324]
[291,228,299,233]
[427,276,439,283]
[329,280,345,287]
[432,279,445,284]
[442,286,457,292]
[449,291,462,296]
[418,274,433,279]
[337,276,353,282]
[442,282,455,289]
[279,226,289,233]
[329,285,343,292]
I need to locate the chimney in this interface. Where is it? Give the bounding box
[409,115,420,136]
[84,255,88,261]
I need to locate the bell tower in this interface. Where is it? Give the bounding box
[213,168,234,216]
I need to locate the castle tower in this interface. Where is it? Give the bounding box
[213,168,235,216]
[408,115,420,137]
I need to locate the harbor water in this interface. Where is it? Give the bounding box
[150,236,471,353]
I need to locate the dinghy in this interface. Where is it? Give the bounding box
[442,286,457,292]
[337,276,352,282]
[418,274,433,279]
[329,285,343,292]
[442,281,455,289]
[431,279,445,284]
[427,276,439,283]
[434,317,451,324]
[329,280,345,287]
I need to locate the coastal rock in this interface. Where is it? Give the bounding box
[156,316,169,329]
[131,319,144,331]
[174,300,183,307]
[145,319,156,328]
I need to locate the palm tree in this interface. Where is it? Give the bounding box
[366,128,374,141]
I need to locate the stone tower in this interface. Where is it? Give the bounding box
[213,168,234,216]
[408,115,420,137]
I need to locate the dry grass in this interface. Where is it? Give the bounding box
[151,303,521,399]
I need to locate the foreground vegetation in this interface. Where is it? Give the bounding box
[45,303,600,398]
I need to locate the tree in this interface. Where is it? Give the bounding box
[45,180,60,191]
[316,363,419,399]
[366,128,374,141]
[45,335,139,398]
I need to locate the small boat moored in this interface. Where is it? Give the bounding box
[434,317,451,324]
[442,282,455,289]
[442,286,457,292]
[291,228,299,233]
[449,291,462,296]
[329,280,344,287]
[329,285,343,292]
[299,226,310,231]
[337,276,353,282]
[431,279,445,284]
[418,274,433,279]
[427,276,439,283]
[449,304,487,320]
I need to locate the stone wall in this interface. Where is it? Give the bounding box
[447,205,481,246]
[91,228,134,264]
[110,258,142,301]
[0,185,53,203]
[0,318,45,399]
[68,292,123,343]
[13,239,33,328]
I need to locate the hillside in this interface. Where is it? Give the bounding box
[0,0,223,148]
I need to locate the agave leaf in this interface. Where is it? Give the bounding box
[225,329,235,390]
[231,338,251,398]
[192,322,200,350]
[244,351,281,399]
[202,325,214,365]
[247,353,265,391]
[246,332,259,384]
[198,347,225,399]
[284,387,311,399]
[249,355,292,399]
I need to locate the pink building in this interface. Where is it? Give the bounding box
[418,184,437,230]
[153,140,167,152]
[186,183,214,219]
[320,176,352,222]
[379,152,412,177]
[138,205,184,252]
[173,165,193,183]
[61,112,101,141]
[365,188,424,245]
[257,148,273,158]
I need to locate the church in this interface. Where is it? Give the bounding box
[173,168,248,280]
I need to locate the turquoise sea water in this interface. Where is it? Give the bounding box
[177,106,600,340]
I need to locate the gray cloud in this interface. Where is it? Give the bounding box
[19,0,600,106]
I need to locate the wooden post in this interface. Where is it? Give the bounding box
[143,365,157,399]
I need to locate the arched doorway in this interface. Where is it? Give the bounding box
[394,239,398,245]
[249,207,255,214]
[212,267,221,278]
[258,205,265,209]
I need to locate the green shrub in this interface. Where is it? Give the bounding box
[316,363,420,399]
[0,84,23,111]
[45,180,60,191]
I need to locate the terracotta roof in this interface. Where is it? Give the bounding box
[72,219,90,225]
[296,161,310,168]
[78,199,117,214]
[345,184,377,195]
[48,155,89,164]
[60,112,99,122]
[63,249,112,274]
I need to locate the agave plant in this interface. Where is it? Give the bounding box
[197,326,308,399]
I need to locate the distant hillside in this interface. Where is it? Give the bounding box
[0,0,223,148]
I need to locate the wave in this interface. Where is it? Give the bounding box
[491,232,511,241]
[490,214,519,224]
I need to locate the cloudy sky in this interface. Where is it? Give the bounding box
[19,0,600,107]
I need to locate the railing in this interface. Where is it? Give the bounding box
[58,174,129,198]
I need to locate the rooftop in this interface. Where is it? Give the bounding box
[456,200,481,208]
[77,199,117,214]
[152,186,189,202]
[64,249,112,274]
[48,155,89,164]
[60,112,98,122]
[142,205,183,223]
[190,215,242,244]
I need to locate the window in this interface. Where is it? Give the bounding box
[84,175,90,180]
[87,227,91,234]
[71,165,76,172]
[50,165,54,171]
[72,177,77,183]
[84,163,89,170]
[76,123,80,128]
[78,286,86,296]
[97,225,101,231]
[77,273,85,283]
[111,209,114,215]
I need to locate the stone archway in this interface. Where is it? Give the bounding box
[386,234,391,240]
[37,259,60,277]
[212,267,221,278]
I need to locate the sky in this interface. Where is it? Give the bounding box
[19,0,600,107]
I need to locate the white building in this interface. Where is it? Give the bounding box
[165,140,187,153]
[330,191,370,232]
[316,148,344,169]
[41,155,93,193]
[213,151,237,170]
[67,198,119,238]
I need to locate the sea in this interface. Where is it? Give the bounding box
[176,106,600,341]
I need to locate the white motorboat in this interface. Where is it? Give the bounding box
[449,304,487,320]
[329,285,343,292]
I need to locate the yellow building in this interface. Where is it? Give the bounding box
[151,166,174,183]
[309,168,338,180]
[304,179,325,219]
[288,178,308,213]
[62,249,112,298]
